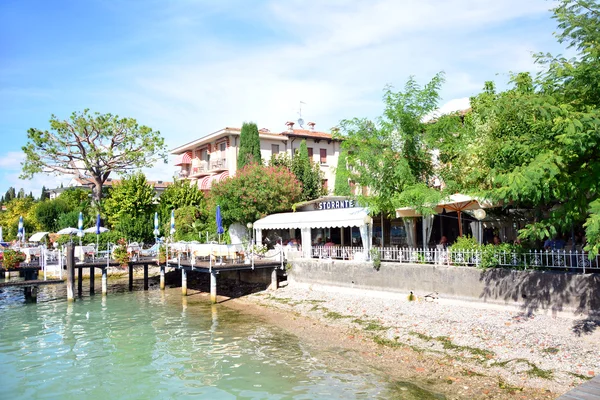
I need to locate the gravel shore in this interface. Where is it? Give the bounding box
[235,281,600,398]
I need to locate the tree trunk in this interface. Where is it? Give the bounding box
[92,180,104,212]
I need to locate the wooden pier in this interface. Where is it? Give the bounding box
[61,243,282,303]
[558,375,600,399]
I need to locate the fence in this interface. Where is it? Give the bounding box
[310,245,600,273]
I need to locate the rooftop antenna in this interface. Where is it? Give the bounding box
[297,101,306,128]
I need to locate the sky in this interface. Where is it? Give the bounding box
[0,0,568,198]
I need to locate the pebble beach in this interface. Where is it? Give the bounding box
[229,282,600,399]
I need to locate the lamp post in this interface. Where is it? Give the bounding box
[473,209,486,244]
[246,222,254,269]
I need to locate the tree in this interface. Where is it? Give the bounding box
[21,109,167,210]
[291,140,324,201]
[334,149,351,196]
[339,73,445,215]
[33,198,70,232]
[237,122,261,169]
[103,172,156,243]
[17,188,25,199]
[209,164,302,227]
[0,197,37,240]
[3,187,16,203]
[158,180,206,239]
[40,186,49,201]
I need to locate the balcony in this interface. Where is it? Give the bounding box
[209,158,228,171]
[190,161,209,177]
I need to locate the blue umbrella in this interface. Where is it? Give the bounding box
[95,213,101,235]
[17,216,23,242]
[216,205,224,236]
[77,212,84,237]
[153,212,160,240]
[170,210,176,236]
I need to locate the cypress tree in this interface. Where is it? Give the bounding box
[334,149,351,196]
[237,122,261,169]
[17,188,25,198]
[40,186,49,200]
[292,140,323,201]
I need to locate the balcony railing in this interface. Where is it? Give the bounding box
[210,158,227,171]
[190,161,209,176]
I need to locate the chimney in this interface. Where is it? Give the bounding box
[307,122,316,131]
[285,121,295,131]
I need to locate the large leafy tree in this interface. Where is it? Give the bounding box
[237,122,261,169]
[0,197,37,240]
[209,163,302,227]
[20,109,167,210]
[338,73,446,215]
[431,0,600,253]
[33,198,70,232]
[103,172,156,243]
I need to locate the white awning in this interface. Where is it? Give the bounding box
[29,232,49,242]
[253,207,370,230]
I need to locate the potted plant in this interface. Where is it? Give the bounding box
[113,238,130,268]
[158,244,167,264]
[2,249,26,269]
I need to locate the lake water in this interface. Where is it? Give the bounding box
[0,282,444,399]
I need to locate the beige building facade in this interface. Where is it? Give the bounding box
[171,122,342,193]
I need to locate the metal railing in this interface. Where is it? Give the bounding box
[309,245,599,273]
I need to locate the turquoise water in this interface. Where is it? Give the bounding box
[0,284,430,399]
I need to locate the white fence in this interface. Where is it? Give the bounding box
[310,245,600,273]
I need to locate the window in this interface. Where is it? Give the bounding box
[200,148,209,161]
[271,144,279,155]
[307,147,313,159]
[349,180,356,195]
[322,179,328,191]
[219,142,226,153]
[320,149,327,164]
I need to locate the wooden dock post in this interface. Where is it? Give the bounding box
[210,271,217,304]
[89,267,95,296]
[270,267,278,291]
[160,265,165,290]
[77,266,83,297]
[101,267,107,295]
[143,264,148,291]
[66,243,75,301]
[128,262,133,291]
[181,268,187,296]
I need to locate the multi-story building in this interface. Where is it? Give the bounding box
[171,122,342,193]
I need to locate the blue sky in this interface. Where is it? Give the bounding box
[0,0,567,197]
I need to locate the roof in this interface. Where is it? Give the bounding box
[254,207,370,230]
[171,126,339,155]
[73,177,172,189]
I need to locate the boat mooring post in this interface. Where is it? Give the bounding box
[66,243,75,301]
[210,270,217,304]
[181,268,187,296]
[101,267,107,295]
[160,265,165,290]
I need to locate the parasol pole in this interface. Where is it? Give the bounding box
[457,210,463,237]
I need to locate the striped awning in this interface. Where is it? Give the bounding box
[174,151,192,166]
[197,171,230,191]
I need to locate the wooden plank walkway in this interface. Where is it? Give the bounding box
[558,375,600,399]
[167,259,281,272]
[0,279,63,288]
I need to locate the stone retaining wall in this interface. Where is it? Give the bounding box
[288,259,600,316]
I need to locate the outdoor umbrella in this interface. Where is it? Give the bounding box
[57,227,80,235]
[17,216,24,244]
[170,210,176,236]
[77,211,85,246]
[83,214,109,253]
[216,205,224,243]
[434,194,490,237]
[153,212,160,242]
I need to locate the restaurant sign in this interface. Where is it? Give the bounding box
[315,199,356,210]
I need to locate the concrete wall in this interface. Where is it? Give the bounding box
[288,259,600,316]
